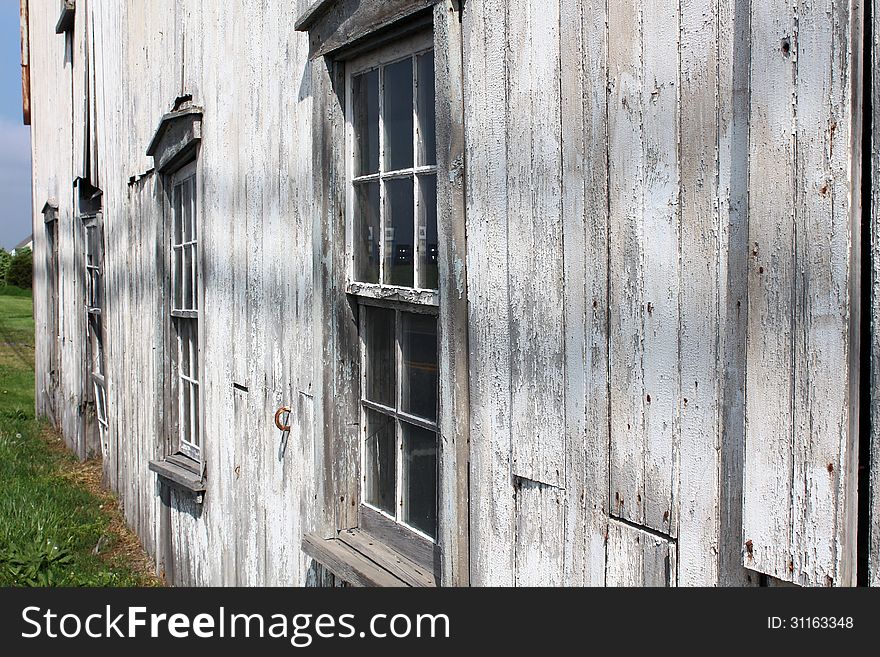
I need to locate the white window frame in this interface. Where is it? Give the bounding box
[345,30,439,306]
[169,160,201,462]
[345,31,441,546]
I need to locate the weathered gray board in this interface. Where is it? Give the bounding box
[743,0,862,587]
[24,0,872,586]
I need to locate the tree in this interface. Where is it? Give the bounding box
[0,249,11,285]
[7,248,32,288]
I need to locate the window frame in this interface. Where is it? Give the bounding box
[299,1,469,587]
[81,210,108,451]
[344,30,439,306]
[344,32,441,561]
[167,160,202,465]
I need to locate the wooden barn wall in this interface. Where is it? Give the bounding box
[25,0,870,586]
[29,0,323,586]
[463,0,864,587]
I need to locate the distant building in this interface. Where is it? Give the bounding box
[11,233,33,255]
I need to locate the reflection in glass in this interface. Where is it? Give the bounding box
[364,305,395,407]
[354,181,380,283]
[401,312,437,421]
[352,69,380,176]
[384,178,414,287]
[417,175,438,290]
[383,58,414,171]
[402,422,437,538]
[364,408,397,515]
[416,51,436,167]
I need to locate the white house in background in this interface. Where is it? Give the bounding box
[19,0,880,588]
[11,233,33,255]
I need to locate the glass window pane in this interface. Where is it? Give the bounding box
[180,376,191,447]
[173,185,183,245]
[352,68,380,176]
[416,51,436,167]
[417,175,438,290]
[178,320,190,378]
[182,179,193,243]
[173,247,182,309]
[383,58,414,171]
[354,181,380,283]
[192,243,198,309]
[182,245,191,309]
[384,177,414,287]
[401,312,438,421]
[191,383,200,448]
[363,305,395,406]
[364,408,397,515]
[402,422,437,539]
[191,323,199,381]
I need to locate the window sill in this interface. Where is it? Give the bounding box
[302,529,437,587]
[149,453,205,496]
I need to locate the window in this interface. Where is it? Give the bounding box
[347,32,439,543]
[82,212,108,450]
[169,161,200,461]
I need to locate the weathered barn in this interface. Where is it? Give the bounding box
[19,0,880,587]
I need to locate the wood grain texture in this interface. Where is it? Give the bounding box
[606,519,677,587]
[24,0,870,588]
[462,0,515,586]
[871,0,880,588]
[744,0,861,586]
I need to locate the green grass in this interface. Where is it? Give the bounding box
[0,289,158,586]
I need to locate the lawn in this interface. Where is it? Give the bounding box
[0,285,160,586]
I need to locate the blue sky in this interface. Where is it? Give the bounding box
[0,3,32,250]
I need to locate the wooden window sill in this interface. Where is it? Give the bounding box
[149,453,205,495]
[302,529,437,587]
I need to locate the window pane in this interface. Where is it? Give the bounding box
[363,305,395,406]
[401,312,437,421]
[417,175,438,289]
[182,245,191,309]
[178,319,191,378]
[354,181,380,283]
[173,247,182,309]
[383,58,414,171]
[182,179,193,243]
[416,51,436,167]
[384,177,414,287]
[364,408,396,515]
[173,185,183,244]
[402,422,437,539]
[352,69,380,176]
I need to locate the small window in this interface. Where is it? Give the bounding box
[169,161,200,461]
[347,31,439,544]
[82,212,108,448]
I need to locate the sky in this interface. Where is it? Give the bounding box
[0,2,32,250]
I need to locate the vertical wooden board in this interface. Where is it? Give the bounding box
[790,0,845,586]
[462,0,515,586]
[507,0,565,489]
[606,518,677,586]
[716,0,758,587]
[678,0,722,584]
[743,0,797,581]
[435,0,470,587]
[872,0,880,589]
[608,0,647,527]
[639,0,680,537]
[514,480,564,586]
[560,0,610,587]
[820,0,860,587]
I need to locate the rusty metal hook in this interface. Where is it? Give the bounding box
[274,406,291,432]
